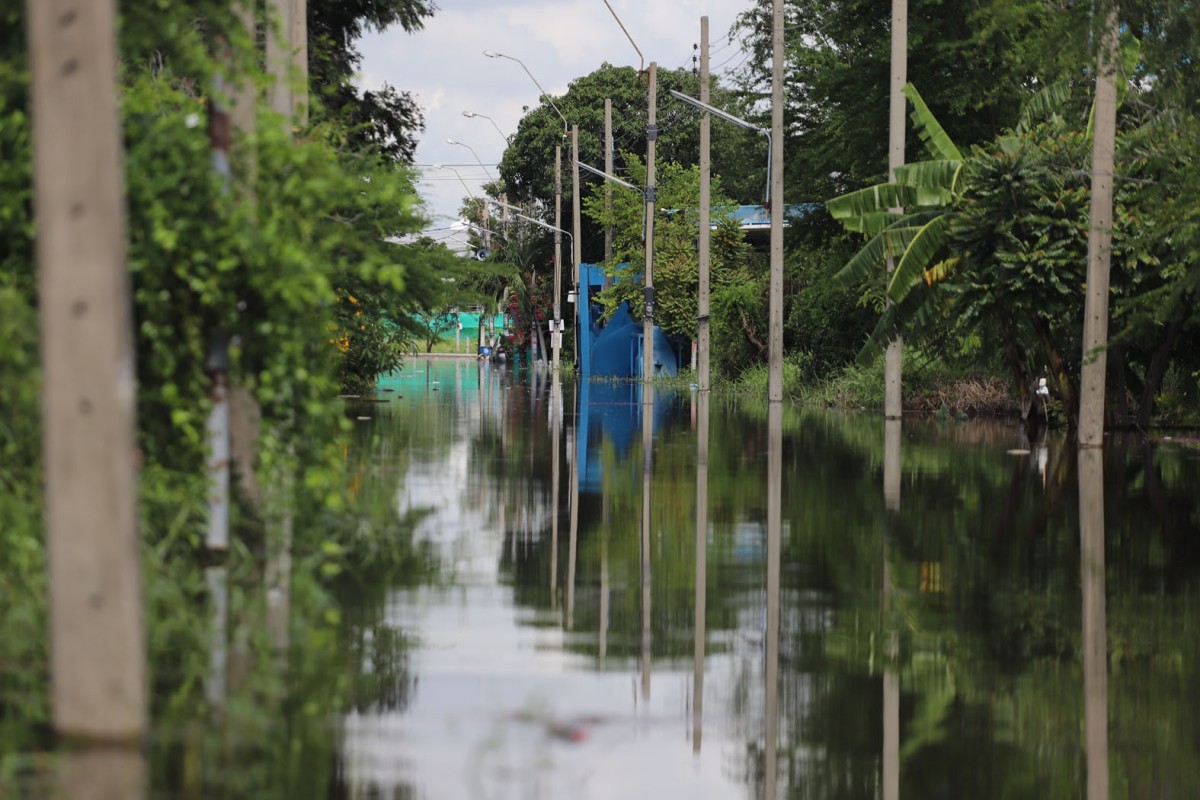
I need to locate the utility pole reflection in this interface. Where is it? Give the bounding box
[567,413,578,631]
[641,383,654,701]
[883,418,901,800]
[550,374,560,608]
[764,402,782,799]
[693,390,710,753]
[1079,447,1108,799]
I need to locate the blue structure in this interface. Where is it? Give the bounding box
[576,262,683,379]
[575,379,676,493]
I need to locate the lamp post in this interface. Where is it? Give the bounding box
[432,163,475,199]
[485,48,568,370]
[483,50,568,130]
[446,138,494,181]
[494,199,573,366]
[462,110,509,145]
[670,89,773,394]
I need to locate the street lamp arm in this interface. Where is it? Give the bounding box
[483,50,568,131]
[668,89,773,206]
[463,111,510,146]
[432,163,475,199]
[446,138,495,181]
[576,160,640,192]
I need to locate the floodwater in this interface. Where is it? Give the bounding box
[327,358,1200,799]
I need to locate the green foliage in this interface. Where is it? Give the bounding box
[498,63,766,262]
[583,155,756,345]
[0,0,447,783]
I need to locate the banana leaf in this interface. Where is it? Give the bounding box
[888,214,951,303]
[893,160,964,199]
[903,83,962,162]
[833,225,921,287]
[827,182,922,221]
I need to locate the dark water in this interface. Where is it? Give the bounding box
[335,358,1200,799]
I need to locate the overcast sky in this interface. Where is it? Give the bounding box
[357,0,755,242]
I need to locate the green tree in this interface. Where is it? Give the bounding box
[583,155,757,354]
[498,63,767,263]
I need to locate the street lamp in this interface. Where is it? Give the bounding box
[492,199,574,252]
[485,48,569,369]
[482,50,568,131]
[446,138,494,181]
[462,111,509,145]
[431,163,475,198]
[668,89,773,207]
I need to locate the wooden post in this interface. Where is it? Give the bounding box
[28,0,146,741]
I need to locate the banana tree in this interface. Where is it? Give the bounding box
[826,83,965,308]
[828,87,1080,419]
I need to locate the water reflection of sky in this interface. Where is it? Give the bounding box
[344,362,752,798]
[344,360,1200,799]
[343,581,748,799]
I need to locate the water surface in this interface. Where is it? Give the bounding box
[334,358,1200,799]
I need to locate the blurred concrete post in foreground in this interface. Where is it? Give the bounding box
[28,0,147,741]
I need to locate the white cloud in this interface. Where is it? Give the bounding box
[357,0,754,230]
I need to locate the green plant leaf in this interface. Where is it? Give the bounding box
[887,214,950,303]
[903,83,962,161]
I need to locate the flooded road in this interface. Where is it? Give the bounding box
[331,358,1200,799]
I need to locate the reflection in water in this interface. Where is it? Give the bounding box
[328,362,1200,800]
[567,397,579,631]
[641,383,654,703]
[551,372,561,607]
[1079,447,1108,799]
[883,419,901,800]
[764,403,782,800]
[693,390,710,754]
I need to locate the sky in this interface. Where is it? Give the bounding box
[356,0,756,244]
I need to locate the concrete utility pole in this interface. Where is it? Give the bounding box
[266,0,291,118]
[554,143,563,370]
[884,0,907,420]
[698,17,712,394]
[604,99,614,272]
[643,62,658,390]
[291,0,308,125]
[768,0,785,402]
[28,0,146,741]
[572,125,583,346]
[1080,4,1119,446]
